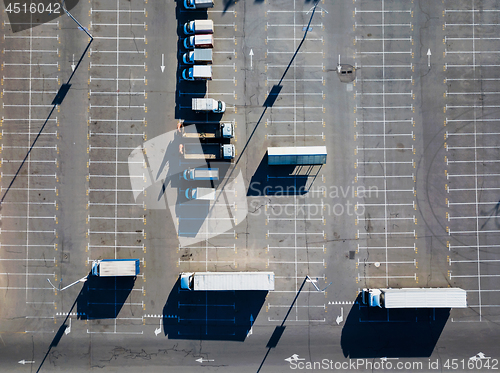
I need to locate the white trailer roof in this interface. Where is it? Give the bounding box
[194,34,213,44]
[193,65,212,76]
[98,260,138,276]
[268,146,327,156]
[382,288,467,308]
[193,272,275,290]
[193,20,214,28]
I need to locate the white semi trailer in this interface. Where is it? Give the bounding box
[91,259,140,277]
[267,146,327,165]
[180,272,275,291]
[362,288,467,308]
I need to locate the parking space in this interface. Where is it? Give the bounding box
[87,0,148,333]
[354,0,419,288]
[0,13,61,333]
[444,0,500,321]
[261,1,328,324]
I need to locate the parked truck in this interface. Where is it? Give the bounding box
[184,34,213,49]
[91,259,140,277]
[183,167,219,181]
[192,98,225,113]
[184,19,214,35]
[180,143,235,160]
[180,121,234,139]
[184,0,214,9]
[180,272,275,291]
[183,48,213,64]
[182,65,212,81]
[361,288,467,308]
[185,187,216,200]
[267,146,327,165]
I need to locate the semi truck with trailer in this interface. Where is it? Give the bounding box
[184,20,214,34]
[180,272,275,291]
[192,98,225,113]
[180,143,235,160]
[91,259,140,277]
[184,0,214,9]
[179,121,234,139]
[361,288,467,308]
[181,65,212,81]
[267,146,327,165]
[183,167,219,181]
[184,34,213,49]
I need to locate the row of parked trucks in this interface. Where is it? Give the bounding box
[89,260,469,307]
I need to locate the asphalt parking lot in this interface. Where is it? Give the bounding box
[0,0,500,372]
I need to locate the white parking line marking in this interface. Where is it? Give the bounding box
[91,22,146,27]
[3,63,58,67]
[354,8,411,14]
[90,8,145,14]
[90,62,146,68]
[3,49,58,53]
[357,243,416,251]
[90,50,146,55]
[355,22,411,27]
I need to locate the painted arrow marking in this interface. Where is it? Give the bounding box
[336,307,344,325]
[18,360,35,365]
[248,314,254,336]
[71,54,75,71]
[249,49,254,69]
[427,48,431,67]
[161,54,165,73]
[155,317,162,336]
[195,358,214,363]
[65,318,71,335]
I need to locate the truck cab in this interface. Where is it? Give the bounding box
[362,289,383,307]
[184,20,214,35]
[184,0,214,9]
[215,100,226,113]
[180,272,194,290]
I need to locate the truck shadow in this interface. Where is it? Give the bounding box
[341,294,450,358]
[76,275,135,319]
[162,278,266,341]
[247,154,309,196]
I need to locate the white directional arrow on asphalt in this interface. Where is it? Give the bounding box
[154,317,162,336]
[18,360,35,365]
[249,49,254,69]
[161,54,165,73]
[71,54,75,71]
[248,314,254,336]
[195,358,214,363]
[65,318,71,335]
[336,307,344,325]
[427,48,431,67]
